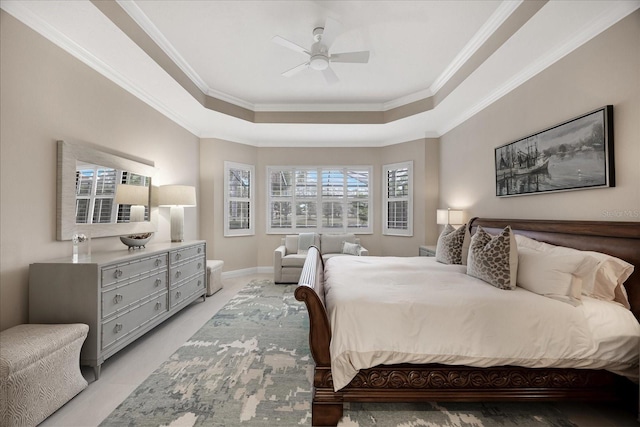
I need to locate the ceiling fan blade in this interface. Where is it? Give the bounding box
[282,62,309,77]
[322,66,339,84]
[320,17,341,49]
[330,51,370,64]
[272,36,310,56]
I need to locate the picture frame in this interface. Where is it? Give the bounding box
[495,105,614,197]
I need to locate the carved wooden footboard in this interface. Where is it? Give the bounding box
[295,219,640,427]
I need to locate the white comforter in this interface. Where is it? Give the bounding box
[324,256,640,391]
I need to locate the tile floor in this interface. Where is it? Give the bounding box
[39,272,638,426]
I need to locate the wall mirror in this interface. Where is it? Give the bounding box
[57,140,158,240]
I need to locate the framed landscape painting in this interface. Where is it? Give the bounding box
[495,105,614,197]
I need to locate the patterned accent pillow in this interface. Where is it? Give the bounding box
[435,224,468,264]
[467,226,518,290]
[342,241,361,256]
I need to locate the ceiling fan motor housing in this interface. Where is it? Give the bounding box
[309,34,329,70]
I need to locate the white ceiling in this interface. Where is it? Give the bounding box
[2,0,639,146]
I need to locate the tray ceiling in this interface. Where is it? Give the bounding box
[2,0,638,146]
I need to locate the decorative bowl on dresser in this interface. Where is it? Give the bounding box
[29,241,206,379]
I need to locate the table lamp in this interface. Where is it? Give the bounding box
[158,185,196,242]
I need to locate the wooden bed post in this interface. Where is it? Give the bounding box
[295,246,344,426]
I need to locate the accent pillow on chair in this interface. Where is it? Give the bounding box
[341,241,361,256]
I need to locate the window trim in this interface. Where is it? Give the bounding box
[224,161,255,237]
[266,165,374,234]
[383,161,413,237]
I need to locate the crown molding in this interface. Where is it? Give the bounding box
[1,0,202,137]
[429,0,522,96]
[116,0,210,95]
[437,0,640,136]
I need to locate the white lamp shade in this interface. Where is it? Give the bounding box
[158,185,196,207]
[448,210,464,225]
[114,184,149,205]
[436,209,450,225]
[436,208,464,225]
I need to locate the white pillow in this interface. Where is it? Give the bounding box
[515,234,633,309]
[517,246,591,306]
[466,226,518,290]
[580,250,633,309]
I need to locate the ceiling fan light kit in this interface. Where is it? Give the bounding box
[272,17,370,83]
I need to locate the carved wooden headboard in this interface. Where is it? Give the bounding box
[469,218,640,321]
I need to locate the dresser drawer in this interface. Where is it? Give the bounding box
[101,293,168,351]
[170,256,205,287]
[170,275,205,309]
[101,270,168,318]
[101,254,168,287]
[170,244,205,265]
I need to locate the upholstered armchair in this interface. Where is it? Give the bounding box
[274,233,368,283]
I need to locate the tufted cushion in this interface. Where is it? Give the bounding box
[467,226,518,290]
[321,233,356,255]
[284,235,298,255]
[435,224,469,265]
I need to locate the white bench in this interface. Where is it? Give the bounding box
[0,324,88,426]
[206,260,224,296]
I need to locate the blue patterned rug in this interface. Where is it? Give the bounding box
[101,279,579,426]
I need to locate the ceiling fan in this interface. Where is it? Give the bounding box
[272,17,370,84]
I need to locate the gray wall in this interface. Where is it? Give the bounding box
[199,138,440,272]
[0,12,200,330]
[439,11,640,221]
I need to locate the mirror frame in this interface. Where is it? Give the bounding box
[57,140,158,240]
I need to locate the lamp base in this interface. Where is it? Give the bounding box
[169,206,185,243]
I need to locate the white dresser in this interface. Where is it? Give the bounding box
[29,241,206,379]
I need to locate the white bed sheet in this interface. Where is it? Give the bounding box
[324,256,640,391]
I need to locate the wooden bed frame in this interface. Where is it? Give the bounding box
[294,218,640,426]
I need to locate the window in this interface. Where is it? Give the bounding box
[75,165,151,225]
[224,161,255,236]
[75,165,117,224]
[267,166,372,234]
[383,161,413,236]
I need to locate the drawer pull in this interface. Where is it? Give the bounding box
[114,323,123,333]
[155,302,162,310]
[176,270,182,278]
[155,278,162,287]
[113,294,123,304]
[176,291,182,299]
[113,269,123,278]
[155,259,162,267]
[198,280,202,287]
[198,262,202,269]
[197,247,202,254]
[176,253,182,261]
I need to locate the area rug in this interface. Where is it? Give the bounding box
[101,279,578,427]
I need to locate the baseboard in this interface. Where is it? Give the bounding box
[221,266,273,279]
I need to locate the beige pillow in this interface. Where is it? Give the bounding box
[467,226,518,290]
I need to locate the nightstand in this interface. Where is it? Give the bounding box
[419,245,436,257]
